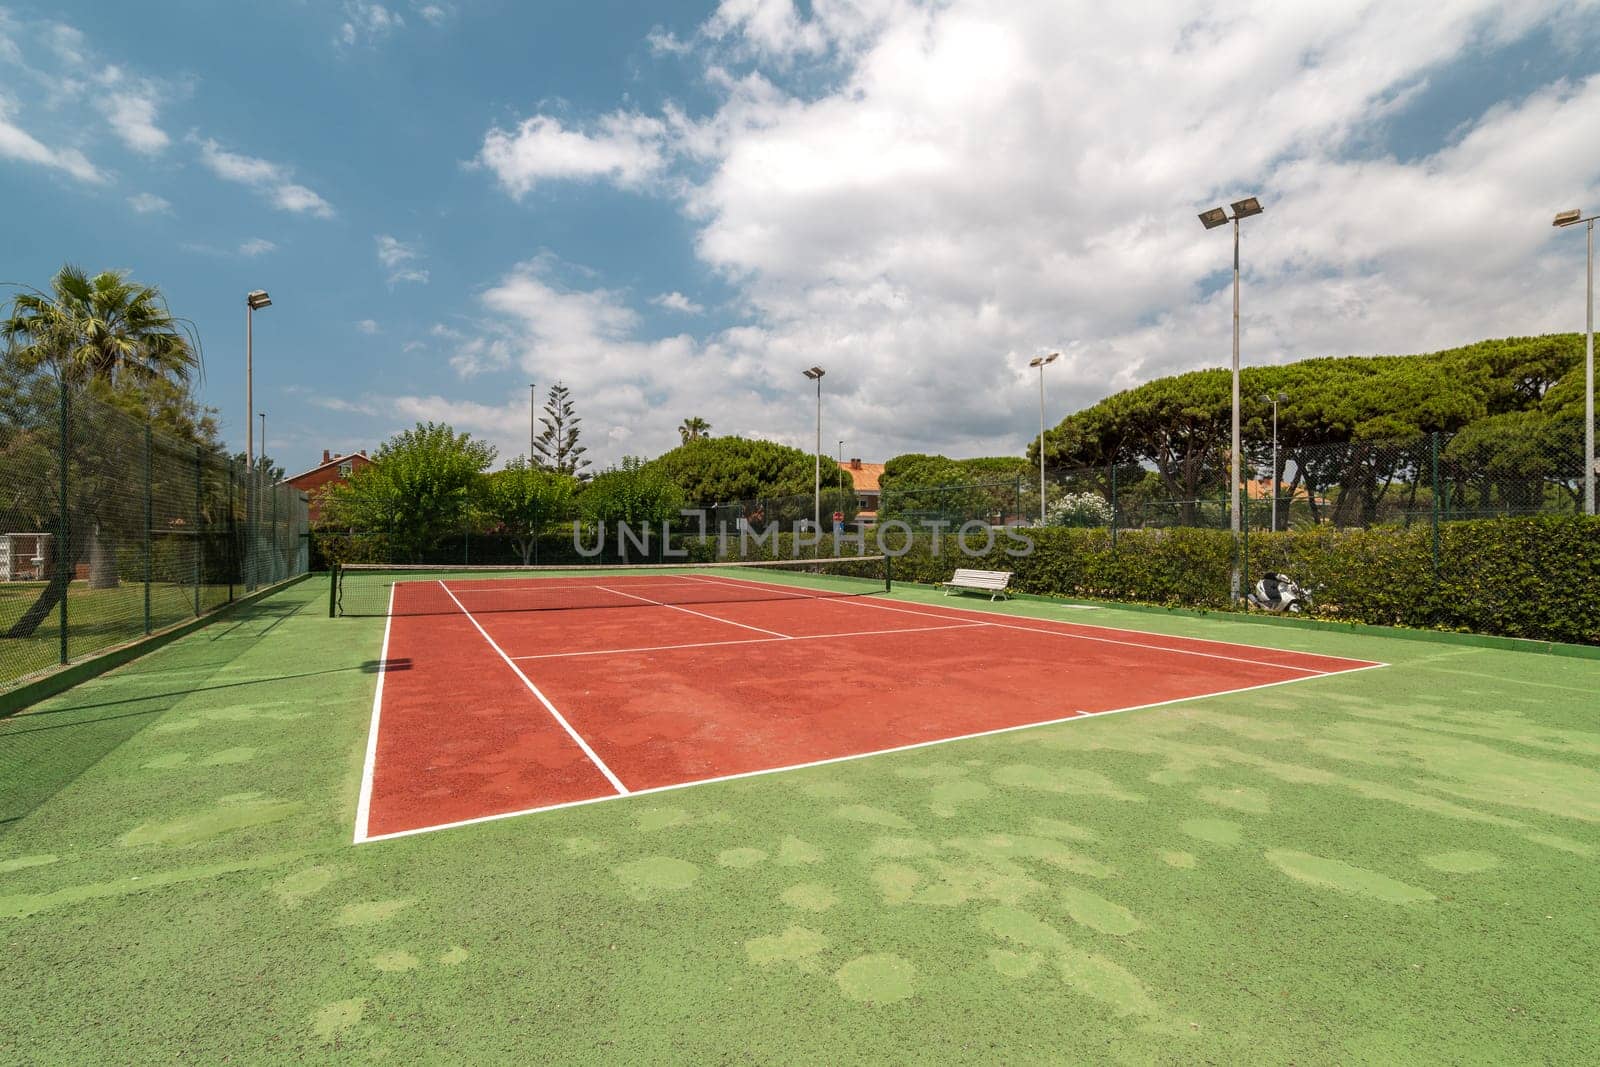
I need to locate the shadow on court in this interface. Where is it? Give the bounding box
[0,594,374,833]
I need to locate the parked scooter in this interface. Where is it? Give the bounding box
[1246,572,1311,613]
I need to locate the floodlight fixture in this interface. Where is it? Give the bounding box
[1028,351,1061,368]
[803,366,825,380]
[246,289,272,310]
[1554,209,1583,228]
[1230,197,1263,219]
[1198,207,1229,230]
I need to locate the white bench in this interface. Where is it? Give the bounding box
[943,568,1012,601]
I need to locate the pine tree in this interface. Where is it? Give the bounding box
[532,381,592,478]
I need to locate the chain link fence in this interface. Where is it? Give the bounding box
[1,376,309,691]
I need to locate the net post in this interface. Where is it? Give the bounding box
[329,563,340,617]
[143,424,153,634]
[57,383,69,666]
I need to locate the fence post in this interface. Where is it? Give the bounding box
[143,425,152,634]
[1110,463,1118,550]
[194,444,203,616]
[1430,431,1440,578]
[58,384,69,666]
[226,460,236,602]
[271,475,279,582]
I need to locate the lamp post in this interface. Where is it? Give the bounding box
[1028,352,1060,524]
[1259,391,1287,530]
[1199,197,1264,599]
[529,382,537,463]
[837,439,844,492]
[1554,209,1596,515]
[803,367,826,529]
[245,290,271,590]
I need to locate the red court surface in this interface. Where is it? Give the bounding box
[354,573,1385,841]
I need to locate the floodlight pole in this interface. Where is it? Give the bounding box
[1231,216,1242,589]
[1554,210,1597,515]
[1200,199,1262,599]
[244,290,271,591]
[1029,352,1060,524]
[529,382,537,463]
[803,367,826,529]
[838,439,844,492]
[1262,392,1285,530]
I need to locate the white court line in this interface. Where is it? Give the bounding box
[452,580,718,595]
[687,572,1381,674]
[592,583,793,638]
[356,660,1389,843]
[511,621,986,661]
[436,580,630,796]
[352,583,397,844]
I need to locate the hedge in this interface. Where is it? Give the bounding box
[311,515,1600,645]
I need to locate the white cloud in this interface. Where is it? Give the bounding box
[195,137,336,217]
[436,0,1600,468]
[101,89,167,154]
[651,291,705,314]
[375,234,429,284]
[0,98,103,182]
[414,3,451,26]
[356,319,381,334]
[127,192,171,213]
[647,28,693,56]
[273,182,335,217]
[476,112,668,197]
[339,2,404,48]
[238,238,276,256]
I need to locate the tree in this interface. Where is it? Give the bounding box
[580,456,685,528]
[2,265,200,389]
[532,382,591,479]
[479,457,580,564]
[320,422,495,561]
[678,416,712,444]
[2,265,202,638]
[647,436,851,504]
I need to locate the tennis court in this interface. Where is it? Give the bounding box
[344,561,1383,841]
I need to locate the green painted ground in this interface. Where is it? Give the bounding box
[1,577,1596,1062]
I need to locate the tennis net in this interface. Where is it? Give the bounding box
[330,555,891,617]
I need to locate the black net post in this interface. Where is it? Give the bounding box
[57,384,69,666]
[143,424,153,635]
[328,563,340,618]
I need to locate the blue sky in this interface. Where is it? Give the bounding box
[3,1,1598,478]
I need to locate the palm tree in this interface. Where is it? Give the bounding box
[2,264,199,388]
[2,265,201,611]
[678,416,711,444]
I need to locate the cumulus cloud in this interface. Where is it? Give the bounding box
[196,137,336,217]
[439,1,1600,468]
[476,112,668,197]
[376,234,430,284]
[0,98,103,182]
[339,2,404,48]
[127,192,170,213]
[101,89,168,154]
[651,291,705,314]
